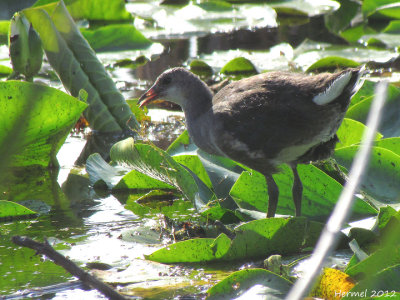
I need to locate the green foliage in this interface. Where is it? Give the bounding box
[33,0,132,21]
[147,218,327,263]
[0,200,36,218]
[9,13,43,80]
[0,21,10,44]
[207,268,292,299]
[0,81,86,167]
[81,24,152,52]
[23,1,139,132]
[220,57,258,78]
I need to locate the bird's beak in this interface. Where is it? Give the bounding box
[138,88,159,108]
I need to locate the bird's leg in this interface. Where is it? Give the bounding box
[291,165,303,217]
[265,174,279,218]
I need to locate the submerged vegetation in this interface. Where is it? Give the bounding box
[1,0,400,298]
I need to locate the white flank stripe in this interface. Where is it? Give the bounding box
[313,71,352,105]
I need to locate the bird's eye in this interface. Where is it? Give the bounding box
[161,76,172,85]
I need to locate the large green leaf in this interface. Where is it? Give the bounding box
[306,56,360,72]
[335,146,400,204]
[336,118,383,149]
[33,0,132,21]
[346,82,400,138]
[147,218,328,263]
[109,138,215,209]
[375,137,400,156]
[229,164,376,219]
[81,24,152,52]
[207,268,292,300]
[346,265,400,296]
[324,0,360,35]
[0,200,36,218]
[24,1,139,133]
[0,81,87,167]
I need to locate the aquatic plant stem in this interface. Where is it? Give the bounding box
[12,236,126,300]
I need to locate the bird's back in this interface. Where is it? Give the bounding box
[208,68,362,172]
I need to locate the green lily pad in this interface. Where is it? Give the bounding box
[189,59,213,78]
[336,118,382,149]
[0,81,87,167]
[306,56,360,72]
[324,0,360,35]
[220,57,258,77]
[33,0,132,21]
[375,137,400,157]
[229,164,376,219]
[109,137,215,209]
[0,200,37,218]
[334,146,400,204]
[346,82,400,138]
[383,20,400,33]
[81,24,152,52]
[147,218,329,263]
[207,268,292,300]
[360,33,400,49]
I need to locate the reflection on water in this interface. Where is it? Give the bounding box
[0,135,155,298]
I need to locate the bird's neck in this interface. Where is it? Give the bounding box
[180,80,216,154]
[181,80,213,121]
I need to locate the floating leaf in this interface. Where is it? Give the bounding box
[306,56,360,72]
[346,82,400,138]
[336,118,382,149]
[0,200,37,218]
[33,0,132,21]
[345,264,400,297]
[147,218,329,263]
[207,269,292,300]
[0,81,87,167]
[81,24,152,52]
[229,164,376,219]
[189,59,213,78]
[220,57,258,78]
[146,233,232,263]
[109,137,215,209]
[324,0,360,35]
[375,137,400,157]
[335,146,400,204]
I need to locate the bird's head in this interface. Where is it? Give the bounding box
[138,67,211,110]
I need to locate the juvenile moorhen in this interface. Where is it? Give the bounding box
[138,67,364,217]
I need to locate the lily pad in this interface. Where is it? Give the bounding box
[0,200,37,218]
[207,268,292,300]
[334,146,400,204]
[229,164,376,219]
[306,56,360,72]
[147,218,328,263]
[81,24,152,52]
[220,57,258,78]
[33,0,132,21]
[346,82,400,138]
[336,118,382,149]
[0,81,87,167]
